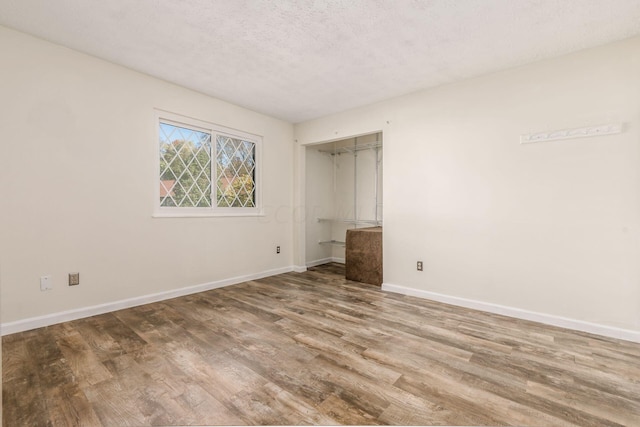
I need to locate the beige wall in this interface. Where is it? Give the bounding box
[0,27,295,325]
[295,36,640,333]
[2,25,639,338]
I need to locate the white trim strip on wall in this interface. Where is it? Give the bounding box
[6,269,636,344]
[1,266,297,336]
[382,283,640,344]
[306,257,333,267]
[306,257,345,268]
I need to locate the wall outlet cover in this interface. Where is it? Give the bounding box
[69,272,80,286]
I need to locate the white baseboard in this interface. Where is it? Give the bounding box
[306,257,345,267]
[292,265,308,273]
[1,266,295,336]
[382,283,640,344]
[306,257,333,268]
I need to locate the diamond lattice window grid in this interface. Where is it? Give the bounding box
[156,112,260,215]
[159,122,212,208]
[215,136,256,208]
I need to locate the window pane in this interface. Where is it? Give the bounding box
[215,136,256,208]
[159,122,212,207]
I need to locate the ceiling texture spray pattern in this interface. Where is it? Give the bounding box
[1,0,640,122]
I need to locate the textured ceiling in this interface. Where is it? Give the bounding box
[1,1,640,123]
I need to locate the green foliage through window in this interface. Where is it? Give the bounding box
[159,121,256,209]
[216,136,256,208]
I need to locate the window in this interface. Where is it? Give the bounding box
[155,111,261,216]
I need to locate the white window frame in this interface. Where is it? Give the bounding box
[153,110,263,217]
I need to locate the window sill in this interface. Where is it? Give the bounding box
[152,211,265,218]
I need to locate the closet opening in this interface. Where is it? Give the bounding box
[304,132,383,286]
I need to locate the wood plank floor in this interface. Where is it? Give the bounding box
[3,263,640,426]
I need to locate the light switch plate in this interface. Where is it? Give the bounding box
[40,275,53,291]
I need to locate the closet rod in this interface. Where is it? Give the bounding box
[318,141,381,154]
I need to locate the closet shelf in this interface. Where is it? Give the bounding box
[318,240,346,247]
[317,218,382,226]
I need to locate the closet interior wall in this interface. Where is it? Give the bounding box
[305,132,383,265]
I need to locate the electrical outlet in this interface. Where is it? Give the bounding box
[69,272,80,286]
[417,261,423,271]
[276,246,281,254]
[40,275,53,291]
